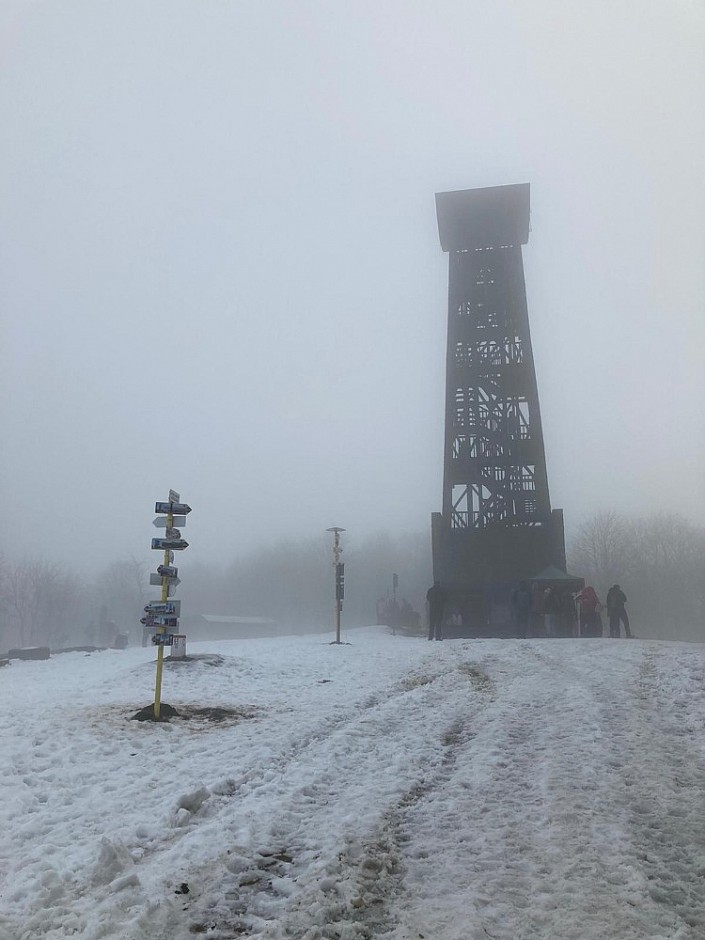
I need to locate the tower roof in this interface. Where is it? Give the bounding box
[435,183,530,251]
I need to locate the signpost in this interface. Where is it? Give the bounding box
[326,527,346,644]
[148,491,192,718]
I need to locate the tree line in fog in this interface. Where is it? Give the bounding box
[568,511,705,641]
[0,531,431,650]
[0,512,703,650]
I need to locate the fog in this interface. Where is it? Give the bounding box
[1,1,704,578]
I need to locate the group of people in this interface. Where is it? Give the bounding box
[425,578,633,640]
[573,583,632,638]
[511,580,632,639]
[376,596,422,634]
[510,581,576,638]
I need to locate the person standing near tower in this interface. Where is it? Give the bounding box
[574,585,603,637]
[511,581,533,638]
[606,584,632,638]
[426,581,447,641]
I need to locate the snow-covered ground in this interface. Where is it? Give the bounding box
[2,626,705,940]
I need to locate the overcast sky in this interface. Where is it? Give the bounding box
[1,0,703,575]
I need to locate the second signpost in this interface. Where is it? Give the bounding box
[326,526,345,644]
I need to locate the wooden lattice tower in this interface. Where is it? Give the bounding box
[431,183,566,633]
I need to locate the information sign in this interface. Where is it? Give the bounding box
[151,633,174,646]
[144,600,181,617]
[151,537,189,551]
[154,502,192,515]
[157,565,178,578]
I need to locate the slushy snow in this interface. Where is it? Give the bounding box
[2,626,705,939]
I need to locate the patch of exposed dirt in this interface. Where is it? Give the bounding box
[178,705,259,724]
[165,653,227,667]
[396,673,437,692]
[131,703,181,722]
[129,703,260,725]
[457,661,496,694]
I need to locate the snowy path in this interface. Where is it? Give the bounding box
[393,642,705,940]
[1,629,705,939]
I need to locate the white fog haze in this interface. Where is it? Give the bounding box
[3,6,705,938]
[1,1,704,582]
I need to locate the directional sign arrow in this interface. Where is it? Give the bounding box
[150,573,182,587]
[144,600,181,617]
[151,616,179,628]
[153,515,186,528]
[151,538,189,551]
[151,633,174,646]
[155,502,192,515]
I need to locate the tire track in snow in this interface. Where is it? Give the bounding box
[0,654,452,940]
[137,654,495,940]
[608,647,705,934]
[525,641,705,939]
[234,655,499,940]
[389,640,705,940]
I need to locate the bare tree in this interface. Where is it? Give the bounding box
[569,511,705,640]
[2,558,76,648]
[629,513,705,639]
[91,556,149,644]
[568,509,632,594]
[45,570,84,649]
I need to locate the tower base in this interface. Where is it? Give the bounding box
[431,509,567,637]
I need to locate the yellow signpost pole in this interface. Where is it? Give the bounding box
[147,490,190,720]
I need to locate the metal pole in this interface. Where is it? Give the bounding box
[335,531,341,643]
[326,526,345,644]
[153,506,173,718]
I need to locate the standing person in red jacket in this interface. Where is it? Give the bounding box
[574,585,603,637]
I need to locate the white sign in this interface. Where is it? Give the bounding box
[153,515,187,528]
[150,573,182,587]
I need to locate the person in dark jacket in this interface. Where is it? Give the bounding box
[606,584,632,638]
[543,586,560,638]
[574,585,603,637]
[426,581,447,641]
[511,581,533,638]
